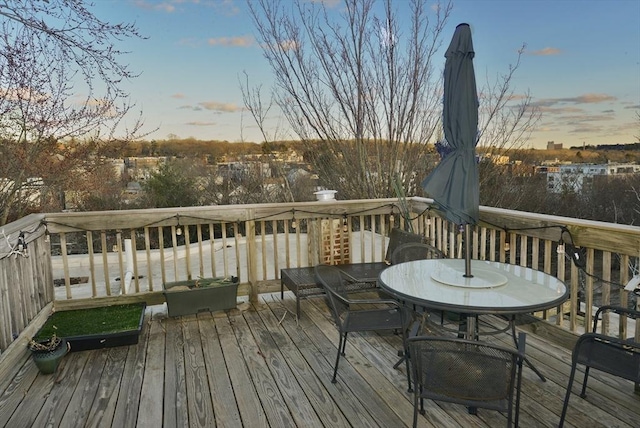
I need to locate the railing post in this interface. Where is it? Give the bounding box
[246,215,258,305]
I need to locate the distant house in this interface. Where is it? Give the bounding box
[545,162,640,193]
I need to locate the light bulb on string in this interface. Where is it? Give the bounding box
[175,213,182,235]
[342,215,348,233]
[504,242,510,252]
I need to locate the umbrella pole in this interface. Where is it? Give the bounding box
[464,224,473,277]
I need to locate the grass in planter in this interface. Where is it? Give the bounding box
[34,303,144,340]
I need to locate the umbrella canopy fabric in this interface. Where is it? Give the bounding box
[422,23,479,226]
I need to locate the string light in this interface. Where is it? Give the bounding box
[342,215,348,233]
[291,210,297,229]
[504,242,510,252]
[176,215,182,236]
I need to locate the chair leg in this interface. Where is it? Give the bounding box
[412,389,419,428]
[580,367,591,398]
[332,333,345,383]
[514,357,524,428]
[559,362,578,427]
[341,332,348,355]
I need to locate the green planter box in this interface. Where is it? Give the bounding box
[163,277,239,317]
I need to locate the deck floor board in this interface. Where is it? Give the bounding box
[1,292,638,428]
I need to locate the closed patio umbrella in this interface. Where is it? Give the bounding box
[421,23,478,276]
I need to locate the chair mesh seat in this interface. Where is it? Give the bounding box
[344,309,405,332]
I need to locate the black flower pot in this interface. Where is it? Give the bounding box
[30,338,71,374]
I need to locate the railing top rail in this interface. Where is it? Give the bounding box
[42,198,402,233]
[411,196,640,256]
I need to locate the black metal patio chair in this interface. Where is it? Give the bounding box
[408,334,526,428]
[314,264,412,389]
[390,242,445,264]
[559,305,640,427]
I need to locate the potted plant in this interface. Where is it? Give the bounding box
[28,333,70,374]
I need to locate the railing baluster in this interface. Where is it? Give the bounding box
[271,219,279,271]
[100,231,110,297]
[158,227,166,286]
[130,229,140,293]
[87,231,97,297]
[116,231,125,295]
[144,227,153,291]
[196,224,204,279]
[59,232,71,299]
[209,223,216,278]
[233,222,241,280]
[221,222,229,278]
[184,224,191,281]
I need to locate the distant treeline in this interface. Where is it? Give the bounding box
[104,138,640,165]
[569,142,640,151]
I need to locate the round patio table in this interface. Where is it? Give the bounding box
[378,258,569,381]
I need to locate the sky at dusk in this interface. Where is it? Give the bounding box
[92,0,640,149]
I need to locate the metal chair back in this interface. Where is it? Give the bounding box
[408,334,525,427]
[559,305,640,427]
[391,242,445,264]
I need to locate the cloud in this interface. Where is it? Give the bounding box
[134,0,175,12]
[186,121,216,127]
[198,101,241,112]
[177,38,201,47]
[208,35,255,47]
[179,104,202,111]
[624,104,640,109]
[533,93,617,108]
[530,47,562,56]
[310,0,341,7]
[134,0,240,15]
[171,93,186,99]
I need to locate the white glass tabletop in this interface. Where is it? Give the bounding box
[378,259,568,315]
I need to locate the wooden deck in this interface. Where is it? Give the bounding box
[1,292,638,428]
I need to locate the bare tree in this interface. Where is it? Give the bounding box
[247,0,449,200]
[0,0,145,225]
[246,0,540,203]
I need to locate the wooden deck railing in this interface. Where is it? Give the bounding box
[1,197,639,354]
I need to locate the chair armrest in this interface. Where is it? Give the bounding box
[347,298,402,308]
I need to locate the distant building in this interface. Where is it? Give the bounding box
[547,141,563,150]
[545,162,640,193]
